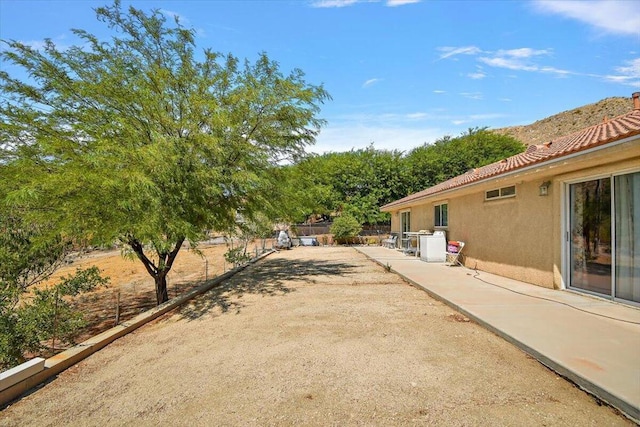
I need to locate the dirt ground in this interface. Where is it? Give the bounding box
[37,239,264,344]
[1,247,632,426]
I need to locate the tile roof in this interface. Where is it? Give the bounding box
[382,109,640,210]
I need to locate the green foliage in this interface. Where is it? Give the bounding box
[0,1,329,305]
[224,247,252,268]
[293,146,405,225]
[223,213,272,266]
[0,267,108,369]
[330,214,362,240]
[286,130,523,224]
[403,127,524,194]
[0,214,70,294]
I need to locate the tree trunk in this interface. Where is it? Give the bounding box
[128,236,184,306]
[154,272,169,305]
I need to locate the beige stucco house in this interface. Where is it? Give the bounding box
[381,93,640,306]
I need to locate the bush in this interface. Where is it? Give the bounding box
[224,247,252,268]
[0,267,108,369]
[330,215,362,244]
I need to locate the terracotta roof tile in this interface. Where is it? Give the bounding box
[382,109,640,210]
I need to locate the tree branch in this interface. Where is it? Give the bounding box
[165,236,185,272]
[128,238,158,277]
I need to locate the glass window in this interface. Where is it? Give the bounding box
[435,203,448,227]
[500,185,516,197]
[486,185,516,200]
[486,189,500,199]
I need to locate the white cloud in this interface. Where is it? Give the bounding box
[467,72,486,80]
[533,0,640,37]
[386,0,421,6]
[363,78,383,88]
[460,92,483,100]
[539,66,572,76]
[159,9,208,37]
[433,90,446,94]
[16,40,50,51]
[479,56,538,72]
[604,58,640,87]
[479,55,574,76]
[160,9,190,24]
[481,48,551,71]
[476,48,573,76]
[614,58,640,77]
[310,0,419,7]
[494,48,551,58]
[438,45,576,78]
[12,35,71,52]
[437,46,482,60]
[311,0,362,8]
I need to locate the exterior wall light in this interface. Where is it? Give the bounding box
[539,181,551,196]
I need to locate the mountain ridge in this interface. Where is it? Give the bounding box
[492,96,635,147]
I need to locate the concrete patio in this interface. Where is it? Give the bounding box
[356,246,640,423]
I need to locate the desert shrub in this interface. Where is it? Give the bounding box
[0,267,108,369]
[224,247,252,268]
[366,237,378,245]
[331,215,362,245]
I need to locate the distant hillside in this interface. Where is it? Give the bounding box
[492,96,635,146]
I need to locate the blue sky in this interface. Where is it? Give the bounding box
[1,0,639,154]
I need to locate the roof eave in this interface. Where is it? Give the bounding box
[380,132,640,212]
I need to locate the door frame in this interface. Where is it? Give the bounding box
[400,209,411,249]
[562,167,640,306]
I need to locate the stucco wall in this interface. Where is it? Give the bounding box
[449,180,556,288]
[383,139,640,290]
[408,204,432,231]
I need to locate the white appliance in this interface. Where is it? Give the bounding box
[420,230,446,262]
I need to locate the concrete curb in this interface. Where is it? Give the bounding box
[0,250,275,408]
[355,247,640,424]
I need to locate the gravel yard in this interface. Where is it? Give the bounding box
[0,247,631,426]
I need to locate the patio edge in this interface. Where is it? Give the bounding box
[355,247,640,424]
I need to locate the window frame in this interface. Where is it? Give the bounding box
[434,203,448,228]
[485,185,516,201]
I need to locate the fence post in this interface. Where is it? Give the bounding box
[115,290,120,326]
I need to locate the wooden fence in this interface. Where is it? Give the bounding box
[293,223,391,236]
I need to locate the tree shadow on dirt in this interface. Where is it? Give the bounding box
[177,257,359,321]
[71,280,204,343]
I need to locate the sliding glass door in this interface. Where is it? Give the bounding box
[569,178,612,296]
[614,172,640,303]
[568,171,640,304]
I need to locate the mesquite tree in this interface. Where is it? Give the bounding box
[0,1,329,304]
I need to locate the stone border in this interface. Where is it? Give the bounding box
[0,250,275,408]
